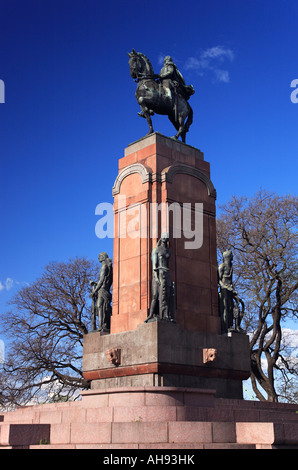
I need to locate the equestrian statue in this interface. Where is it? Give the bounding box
[128,50,195,143]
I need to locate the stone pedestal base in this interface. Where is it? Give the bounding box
[1,388,298,449]
[81,386,215,411]
[83,320,250,399]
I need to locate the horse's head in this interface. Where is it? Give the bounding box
[128,49,154,80]
[128,49,140,79]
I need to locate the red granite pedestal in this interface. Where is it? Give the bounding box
[83,320,250,399]
[83,133,250,400]
[111,132,219,335]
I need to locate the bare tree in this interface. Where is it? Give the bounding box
[0,257,100,408]
[217,190,298,402]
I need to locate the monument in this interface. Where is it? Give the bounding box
[82,50,251,399]
[1,51,298,450]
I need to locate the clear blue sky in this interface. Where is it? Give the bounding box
[0,0,297,320]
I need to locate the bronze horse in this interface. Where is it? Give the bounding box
[128,50,194,143]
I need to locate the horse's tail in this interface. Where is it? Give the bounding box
[184,105,193,133]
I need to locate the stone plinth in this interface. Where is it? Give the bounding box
[111,132,219,334]
[81,386,216,409]
[83,321,250,399]
[1,389,298,449]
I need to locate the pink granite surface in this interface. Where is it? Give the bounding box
[0,387,297,449]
